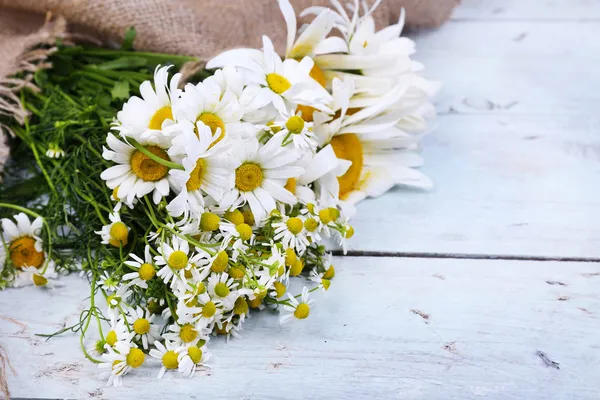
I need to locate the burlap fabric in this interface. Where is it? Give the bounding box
[0,0,459,169]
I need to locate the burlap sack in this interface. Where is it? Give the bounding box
[0,0,459,168]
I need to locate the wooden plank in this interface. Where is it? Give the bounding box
[2,257,599,399]
[452,0,600,21]
[347,113,600,258]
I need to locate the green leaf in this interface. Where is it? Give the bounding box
[110,80,130,101]
[121,27,136,50]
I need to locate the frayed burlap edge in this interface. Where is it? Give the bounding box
[0,343,16,400]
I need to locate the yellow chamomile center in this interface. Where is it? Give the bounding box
[139,263,156,281]
[284,178,296,194]
[179,324,198,343]
[345,225,355,239]
[235,223,253,241]
[196,112,226,147]
[286,116,305,134]
[323,265,335,279]
[214,282,230,298]
[294,303,310,319]
[286,217,303,235]
[211,251,229,273]
[310,64,327,88]
[186,158,207,191]
[130,146,170,182]
[234,297,249,316]
[266,73,291,94]
[188,346,203,364]
[148,106,173,130]
[200,212,220,231]
[127,348,145,368]
[235,162,264,192]
[133,318,150,334]
[33,273,48,286]
[162,350,179,369]
[112,186,120,201]
[285,248,297,267]
[106,330,117,346]
[229,265,246,279]
[273,281,286,298]
[9,236,44,269]
[319,208,333,224]
[110,222,129,242]
[304,218,318,232]
[168,250,188,270]
[225,209,245,226]
[290,259,304,276]
[242,209,255,226]
[330,134,364,199]
[202,301,217,318]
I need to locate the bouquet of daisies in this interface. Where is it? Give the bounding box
[0,0,438,385]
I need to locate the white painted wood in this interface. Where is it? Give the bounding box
[2,257,599,400]
[348,114,600,257]
[451,0,600,20]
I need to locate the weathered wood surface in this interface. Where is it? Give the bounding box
[2,258,599,400]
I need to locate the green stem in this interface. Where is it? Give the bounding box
[127,137,184,171]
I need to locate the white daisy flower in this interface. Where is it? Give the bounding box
[122,245,156,289]
[98,345,145,387]
[98,270,120,291]
[100,133,175,205]
[128,306,160,350]
[13,262,58,288]
[95,211,130,248]
[220,137,304,223]
[106,285,132,313]
[207,36,332,114]
[272,108,317,150]
[114,65,181,140]
[309,268,331,292]
[178,293,224,326]
[103,313,134,351]
[178,344,211,378]
[272,215,310,255]
[149,340,186,379]
[280,286,315,324]
[207,273,248,309]
[164,321,210,347]
[1,213,45,270]
[167,121,234,217]
[154,237,192,287]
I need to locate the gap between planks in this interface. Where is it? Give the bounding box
[333,250,600,263]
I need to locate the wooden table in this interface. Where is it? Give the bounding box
[2,0,599,398]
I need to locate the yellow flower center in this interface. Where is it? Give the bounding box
[310,64,327,88]
[286,116,305,134]
[235,162,264,192]
[112,186,120,201]
[273,281,286,298]
[186,158,207,192]
[235,223,253,241]
[241,209,255,226]
[139,263,156,281]
[127,348,145,368]
[319,208,333,224]
[162,350,179,369]
[179,324,198,343]
[323,265,335,279]
[304,218,318,232]
[284,178,296,194]
[196,282,206,295]
[224,209,245,226]
[133,318,150,334]
[330,134,364,199]
[196,112,226,148]
[294,303,310,319]
[33,273,48,287]
[106,330,117,346]
[322,278,331,290]
[109,222,129,242]
[233,297,249,315]
[214,282,230,298]
[229,265,246,279]
[328,207,340,220]
[202,301,217,318]
[130,146,170,182]
[168,250,188,270]
[188,346,203,364]
[148,106,173,130]
[200,212,220,231]
[266,73,291,94]
[345,225,355,239]
[286,217,303,235]
[290,259,304,276]
[211,251,229,273]
[285,248,297,267]
[9,237,44,269]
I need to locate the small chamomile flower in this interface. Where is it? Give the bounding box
[98,271,120,291]
[128,306,160,350]
[1,213,45,270]
[13,262,58,288]
[106,285,132,313]
[103,314,134,351]
[149,340,186,379]
[164,321,210,347]
[309,268,331,292]
[154,237,193,287]
[122,245,156,289]
[45,143,65,159]
[95,212,130,248]
[207,273,250,309]
[280,286,314,324]
[272,109,317,150]
[178,344,211,378]
[98,344,145,387]
[272,215,310,255]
